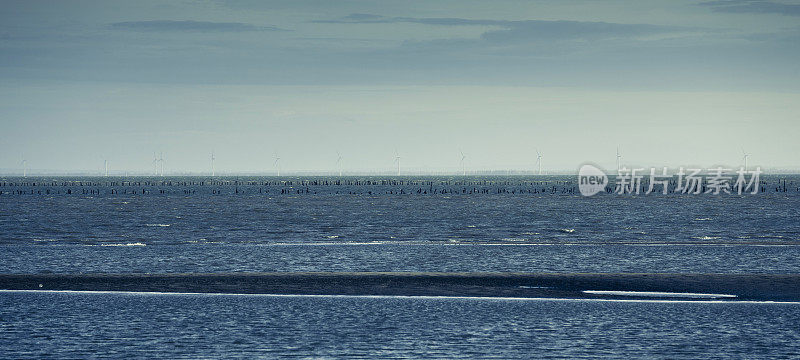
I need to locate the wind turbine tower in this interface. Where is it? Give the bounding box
[459,151,467,176]
[535,149,543,175]
[156,153,165,177]
[616,146,622,173]
[211,152,216,177]
[104,159,108,177]
[152,153,158,175]
[273,154,281,177]
[394,152,401,176]
[21,159,27,178]
[742,149,750,171]
[336,151,343,176]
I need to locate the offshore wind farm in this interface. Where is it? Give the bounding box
[2,0,800,359]
[5,146,793,177]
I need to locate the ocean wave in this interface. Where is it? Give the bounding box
[4,290,794,305]
[756,235,786,239]
[582,290,736,299]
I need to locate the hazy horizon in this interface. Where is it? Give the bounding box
[2,0,799,174]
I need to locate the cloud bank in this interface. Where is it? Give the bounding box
[110,20,284,32]
[700,0,800,16]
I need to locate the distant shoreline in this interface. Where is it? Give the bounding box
[2,273,799,302]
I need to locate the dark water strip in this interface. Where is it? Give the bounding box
[2,272,799,301]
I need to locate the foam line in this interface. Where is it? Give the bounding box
[582,290,737,298]
[2,289,797,304]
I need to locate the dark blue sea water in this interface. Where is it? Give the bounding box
[2,291,800,359]
[3,243,800,274]
[2,176,800,358]
[1,176,799,274]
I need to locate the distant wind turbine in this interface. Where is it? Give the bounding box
[535,148,543,175]
[153,152,165,177]
[152,153,159,175]
[616,146,622,173]
[211,151,216,177]
[104,159,109,177]
[273,153,281,176]
[336,151,343,177]
[741,149,750,171]
[393,151,401,176]
[21,158,27,178]
[459,150,467,176]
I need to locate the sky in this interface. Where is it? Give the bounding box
[1,0,799,175]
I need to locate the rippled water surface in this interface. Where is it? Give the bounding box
[3,243,800,274]
[2,291,800,359]
[2,176,799,358]
[2,175,799,274]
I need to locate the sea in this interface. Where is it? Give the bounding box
[1,175,799,358]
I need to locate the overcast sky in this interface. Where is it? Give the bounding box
[1,0,799,174]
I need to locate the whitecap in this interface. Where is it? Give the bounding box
[145,224,171,227]
[582,290,736,299]
[518,286,552,289]
[501,238,528,242]
[5,290,784,304]
[100,242,146,247]
[560,228,575,233]
[756,235,785,239]
[271,241,388,246]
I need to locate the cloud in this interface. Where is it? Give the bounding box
[314,14,503,26]
[316,14,693,42]
[329,13,390,23]
[479,21,687,43]
[700,0,800,16]
[110,20,285,32]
